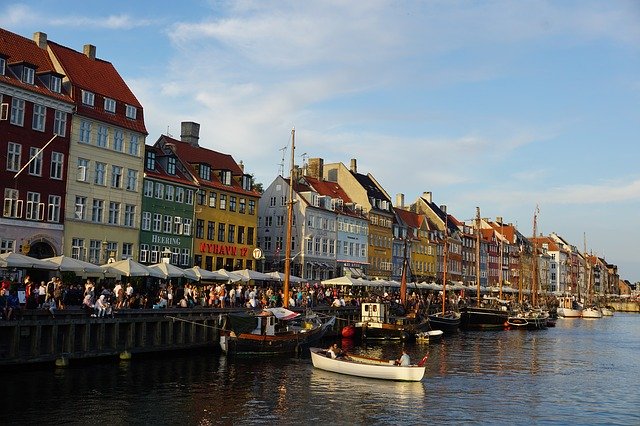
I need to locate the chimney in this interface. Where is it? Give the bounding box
[33,32,47,50]
[350,158,357,173]
[440,205,447,214]
[307,158,324,180]
[83,44,96,60]
[239,160,245,173]
[396,193,405,209]
[180,121,200,147]
[496,216,503,224]
[422,191,432,203]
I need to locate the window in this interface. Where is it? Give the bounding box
[75,196,86,220]
[219,194,227,210]
[32,104,46,131]
[248,200,256,215]
[264,236,272,251]
[197,190,206,205]
[22,66,35,84]
[104,97,116,113]
[145,151,155,170]
[82,90,95,106]
[242,175,251,191]
[108,202,120,225]
[10,98,25,126]
[150,245,159,264]
[167,157,176,175]
[122,243,133,259]
[218,223,226,242]
[79,120,92,144]
[180,248,190,266]
[276,215,284,227]
[91,199,104,222]
[175,187,184,203]
[88,240,101,264]
[47,195,61,222]
[124,205,135,227]
[229,196,237,212]
[183,218,192,236]
[0,57,5,75]
[106,242,118,261]
[111,165,122,188]
[270,197,276,207]
[113,129,124,152]
[220,170,231,185]
[207,221,215,240]
[208,192,217,208]
[265,217,273,227]
[7,142,21,172]
[163,215,172,233]
[155,183,164,199]
[77,158,89,181]
[50,152,64,179]
[93,162,107,186]
[3,189,21,218]
[53,110,67,136]
[125,104,137,119]
[141,212,151,230]
[238,226,245,244]
[126,169,137,191]
[199,164,211,180]
[228,224,235,243]
[173,217,182,234]
[165,185,174,201]
[71,238,85,260]
[129,134,139,156]
[186,189,194,205]
[0,239,15,254]
[97,125,108,147]
[28,147,42,176]
[139,244,149,263]
[144,180,153,197]
[196,219,204,239]
[26,192,42,220]
[50,75,61,93]
[153,213,162,232]
[239,198,246,213]
[247,227,254,245]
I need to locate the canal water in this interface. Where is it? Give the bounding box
[3,313,639,425]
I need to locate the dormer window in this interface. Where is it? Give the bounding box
[241,174,252,191]
[104,97,116,113]
[0,57,6,75]
[125,104,137,119]
[82,90,94,106]
[199,164,211,181]
[22,66,35,85]
[145,151,156,170]
[50,75,61,93]
[167,157,176,175]
[220,170,231,185]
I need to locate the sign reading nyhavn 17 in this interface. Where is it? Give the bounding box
[199,242,249,257]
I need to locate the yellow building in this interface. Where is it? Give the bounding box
[166,122,260,271]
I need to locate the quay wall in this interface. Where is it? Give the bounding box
[0,306,358,366]
[609,301,640,313]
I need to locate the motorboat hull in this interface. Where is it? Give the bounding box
[460,307,509,330]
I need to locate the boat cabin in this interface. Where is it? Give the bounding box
[252,314,277,336]
[361,302,389,324]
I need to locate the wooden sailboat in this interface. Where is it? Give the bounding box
[428,214,460,333]
[460,207,509,330]
[582,236,602,319]
[219,129,336,355]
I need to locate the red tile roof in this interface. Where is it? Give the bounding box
[394,207,421,229]
[303,176,353,203]
[47,41,147,134]
[0,28,72,103]
[144,145,198,188]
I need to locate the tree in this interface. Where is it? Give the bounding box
[250,174,264,194]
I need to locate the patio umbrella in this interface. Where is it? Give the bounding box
[216,268,247,283]
[148,262,192,279]
[232,268,272,281]
[101,258,165,278]
[183,266,226,281]
[0,252,57,270]
[265,271,304,283]
[43,255,104,275]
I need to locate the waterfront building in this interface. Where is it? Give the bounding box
[168,122,260,271]
[323,159,394,280]
[47,37,147,264]
[530,236,567,294]
[392,200,429,283]
[0,30,74,258]
[139,143,198,267]
[455,217,477,288]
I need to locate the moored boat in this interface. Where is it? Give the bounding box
[354,302,430,340]
[506,309,548,330]
[557,296,583,318]
[460,302,510,330]
[601,306,614,316]
[428,311,461,334]
[582,306,603,319]
[309,347,427,381]
[415,329,444,342]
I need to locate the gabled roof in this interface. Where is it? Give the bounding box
[144,145,198,188]
[303,176,352,203]
[394,208,421,229]
[48,41,147,134]
[0,28,72,103]
[352,171,391,208]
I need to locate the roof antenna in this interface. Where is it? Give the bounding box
[278,145,288,176]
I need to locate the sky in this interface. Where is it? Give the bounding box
[2,1,639,281]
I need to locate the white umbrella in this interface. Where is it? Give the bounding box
[0,252,57,270]
[183,266,226,281]
[321,275,366,286]
[101,258,165,278]
[43,255,104,275]
[216,268,247,282]
[148,262,192,279]
[265,271,304,283]
[232,268,272,281]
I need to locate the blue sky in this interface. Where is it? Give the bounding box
[2,1,639,281]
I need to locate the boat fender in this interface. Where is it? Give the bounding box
[417,353,429,367]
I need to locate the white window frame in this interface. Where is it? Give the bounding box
[82,90,95,106]
[50,152,64,180]
[141,212,151,230]
[139,244,149,263]
[152,213,162,232]
[50,75,61,93]
[47,194,61,222]
[104,97,116,113]
[22,66,35,84]
[183,218,192,236]
[144,180,153,197]
[0,239,16,254]
[77,158,89,182]
[125,104,137,119]
[75,196,86,220]
[91,199,104,223]
[0,57,5,76]
[79,120,92,144]
[108,201,120,225]
[95,162,106,186]
[10,98,25,126]
[7,142,21,172]
[129,134,139,156]
[3,188,22,218]
[53,110,67,136]
[71,238,85,260]
[124,204,135,227]
[32,104,46,132]
[111,165,122,188]
[165,185,174,201]
[113,129,124,152]
[28,147,43,176]
[175,187,185,203]
[97,125,108,148]
[126,169,137,191]
[26,192,43,220]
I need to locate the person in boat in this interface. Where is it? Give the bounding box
[395,348,410,366]
[326,343,346,359]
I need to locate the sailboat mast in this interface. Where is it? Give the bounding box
[442,215,448,315]
[475,207,481,307]
[401,237,408,307]
[283,128,295,308]
[532,206,539,307]
[498,223,503,300]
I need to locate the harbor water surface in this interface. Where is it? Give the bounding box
[4,313,639,425]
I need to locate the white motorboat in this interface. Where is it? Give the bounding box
[582,306,603,319]
[309,347,427,382]
[557,296,583,318]
[601,306,614,316]
[416,330,444,342]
